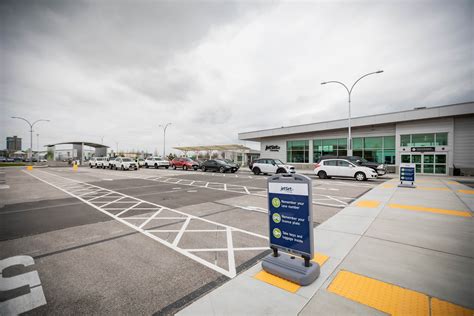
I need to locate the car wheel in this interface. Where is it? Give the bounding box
[121,166,124,171]
[219,166,226,173]
[253,167,261,175]
[193,166,198,171]
[145,164,149,168]
[183,165,188,171]
[202,166,206,172]
[318,171,328,179]
[355,172,366,181]
[165,166,169,169]
[89,165,92,168]
[172,165,176,170]
[154,164,158,169]
[276,168,286,174]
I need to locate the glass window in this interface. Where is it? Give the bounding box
[435,133,448,146]
[435,165,446,174]
[287,140,309,163]
[412,155,422,163]
[363,149,384,163]
[364,137,383,149]
[400,135,410,146]
[383,136,395,149]
[383,150,395,164]
[412,134,434,146]
[423,164,434,174]
[401,155,410,163]
[322,139,338,156]
[353,150,363,158]
[337,138,347,150]
[423,155,434,164]
[353,138,363,150]
[313,140,322,163]
[435,155,446,164]
[337,160,351,167]
[324,160,337,166]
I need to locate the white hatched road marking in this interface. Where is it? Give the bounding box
[24,169,268,278]
[89,168,353,208]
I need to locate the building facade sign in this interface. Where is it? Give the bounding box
[265,145,280,152]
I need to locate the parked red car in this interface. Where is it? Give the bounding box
[170,157,199,171]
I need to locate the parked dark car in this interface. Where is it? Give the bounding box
[201,159,239,173]
[223,159,240,171]
[195,159,208,168]
[316,156,386,175]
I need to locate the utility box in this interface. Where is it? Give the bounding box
[261,173,320,286]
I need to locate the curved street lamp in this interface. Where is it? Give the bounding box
[11,116,50,162]
[321,70,383,155]
[159,123,172,159]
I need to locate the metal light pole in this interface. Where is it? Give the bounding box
[36,133,40,160]
[11,117,50,163]
[159,123,172,159]
[321,70,383,155]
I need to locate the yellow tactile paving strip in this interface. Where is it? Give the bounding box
[458,189,474,195]
[253,252,329,293]
[328,270,429,315]
[356,200,381,208]
[431,297,473,316]
[446,181,461,185]
[389,203,472,218]
[416,187,450,191]
[328,271,473,316]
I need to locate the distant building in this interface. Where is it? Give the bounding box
[7,136,22,152]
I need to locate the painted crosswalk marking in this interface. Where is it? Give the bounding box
[24,169,269,278]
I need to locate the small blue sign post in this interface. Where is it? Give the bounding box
[399,163,416,188]
[262,174,320,286]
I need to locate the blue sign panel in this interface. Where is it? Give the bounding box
[268,180,313,257]
[400,163,416,182]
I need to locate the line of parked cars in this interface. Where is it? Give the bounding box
[88,154,384,180]
[89,157,139,170]
[88,156,242,173]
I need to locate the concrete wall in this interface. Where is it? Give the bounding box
[454,115,474,175]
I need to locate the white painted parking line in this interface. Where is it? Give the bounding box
[89,169,352,208]
[24,169,268,279]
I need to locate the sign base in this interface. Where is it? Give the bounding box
[398,183,416,188]
[261,252,320,286]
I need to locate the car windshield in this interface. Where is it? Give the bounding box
[184,158,192,162]
[122,158,132,162]
[97,158,103,161]
[138,159,144,161]
[274,159,284,164]
[224,159,233,163]
[215,159,226,164]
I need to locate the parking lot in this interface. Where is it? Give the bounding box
[0,166,388,315]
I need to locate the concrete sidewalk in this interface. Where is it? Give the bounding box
[178,176,474,316]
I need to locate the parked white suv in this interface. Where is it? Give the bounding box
[251,158,295,175]
[314,159,377,181]
[144,157,170,169]
[89,157,106,168]
[103,157,115,169]
[114,157,138,170]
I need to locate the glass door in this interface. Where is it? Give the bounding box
[412,154,422,173]
[400,153,447,175]
[434,154,447,175]
[423,154,434,174]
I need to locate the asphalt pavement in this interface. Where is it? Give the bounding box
[0,166,386,315]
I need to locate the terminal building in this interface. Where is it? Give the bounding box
[238,102,474,176]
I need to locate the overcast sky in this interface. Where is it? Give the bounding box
[1,0,473,154]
